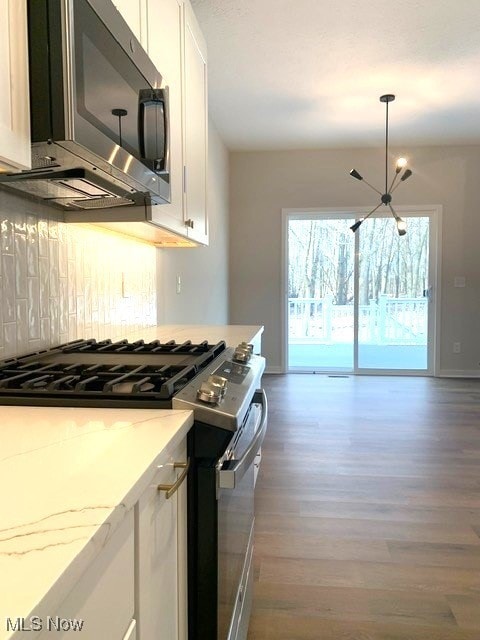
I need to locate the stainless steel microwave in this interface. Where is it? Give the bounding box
[1,0,170,210]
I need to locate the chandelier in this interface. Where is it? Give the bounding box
[349,94,412,235]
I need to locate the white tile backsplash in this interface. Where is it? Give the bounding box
[0,192,157,359]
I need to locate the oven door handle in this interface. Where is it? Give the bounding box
[218,389,267,490]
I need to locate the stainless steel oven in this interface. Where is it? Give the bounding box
[217,391,267,640]
[173,347,267,640]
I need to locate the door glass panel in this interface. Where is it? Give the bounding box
[288,218,355,370]
[358,216,430,370]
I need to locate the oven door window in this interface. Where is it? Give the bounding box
[72,0,166,172]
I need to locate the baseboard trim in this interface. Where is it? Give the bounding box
[265,366,284,374]
[438,369,480,378]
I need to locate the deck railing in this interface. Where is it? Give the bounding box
[288,294,428,345]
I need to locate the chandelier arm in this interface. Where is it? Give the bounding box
[387,203,397,219]
[390,180,403,194]
[349,202,383,232]
[360,178,383,196]
[387,172,399,195]
[362,202,383,222]
[388,203,407,235]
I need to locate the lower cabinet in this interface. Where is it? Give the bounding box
[39,436,188,640]
[39,510,135,639]
[136,438,188,639]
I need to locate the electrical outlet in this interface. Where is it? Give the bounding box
[453,342,461,354]
[176,275,181,294]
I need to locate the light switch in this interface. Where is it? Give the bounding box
[176,275,181,294]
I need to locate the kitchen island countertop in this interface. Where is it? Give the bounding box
[0,406,193,640]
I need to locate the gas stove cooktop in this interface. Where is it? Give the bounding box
[0,338,227,408]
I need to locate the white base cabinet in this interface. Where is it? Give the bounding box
[137,438,188,640]
[39,437,188,640]
[39,510,135,639]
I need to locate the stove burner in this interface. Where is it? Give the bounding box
[0,338,226,408]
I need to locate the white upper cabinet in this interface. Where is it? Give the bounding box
[112,0,148,45]
[183,0,208,244]
[0,0,31,172]
[111,0,209,246]
[147,0,188,238]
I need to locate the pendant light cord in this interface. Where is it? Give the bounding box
[385,99,389,195]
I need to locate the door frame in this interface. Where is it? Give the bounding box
[281,205,443,376]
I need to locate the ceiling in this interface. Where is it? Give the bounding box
[190,0,480,150]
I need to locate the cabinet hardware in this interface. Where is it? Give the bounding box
[185,218,194,229]
[158,459,190,499]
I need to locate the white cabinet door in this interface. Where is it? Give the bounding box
[183,0,208,245]
[112,0,148,46]
[0,0,30,171]
[137,438,188,640]
[147,0,187,238]
[39,510,135,639]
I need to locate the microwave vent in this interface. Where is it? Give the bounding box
[32,154,59,169]
[68,196,135,209]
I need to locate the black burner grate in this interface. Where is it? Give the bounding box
[0,338,226,408]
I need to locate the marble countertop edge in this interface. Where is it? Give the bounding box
[0,409,193,640]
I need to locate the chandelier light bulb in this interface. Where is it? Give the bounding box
[396,157,407,168]
[396,217,407,235]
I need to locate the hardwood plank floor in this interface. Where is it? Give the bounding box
[248,374,480,639]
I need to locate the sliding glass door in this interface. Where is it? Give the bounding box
[287,216,355,370]
[357,216,430,370]
[285,208,438,374]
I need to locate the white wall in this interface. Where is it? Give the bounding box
[157,120,229,324]
[0,190,156,360]
[229,145,480,375]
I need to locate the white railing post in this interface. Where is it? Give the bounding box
[324,294,333,343]
[302,299,310,337]
[378,294,388,345]
[367,299,377,342]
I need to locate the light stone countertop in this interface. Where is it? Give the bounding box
[0,406,193,640]
[118,324,264,348]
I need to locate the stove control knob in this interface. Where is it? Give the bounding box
[233,348,249,363]
[208,375,228,397]
[196,375,228,405]
[197,381,221,404]
[233,343,253,363]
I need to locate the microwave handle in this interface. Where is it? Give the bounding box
[218,389,268,490]
[138,87,168,172]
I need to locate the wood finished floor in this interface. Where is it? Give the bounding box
[247,374,480,640]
